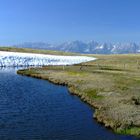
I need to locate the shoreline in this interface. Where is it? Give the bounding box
[17,69,107,123]
[17,64,140,137]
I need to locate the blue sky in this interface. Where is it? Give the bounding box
[0,0,140,45]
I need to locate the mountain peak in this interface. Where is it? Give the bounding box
[14,41,140,54]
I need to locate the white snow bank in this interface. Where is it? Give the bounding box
[0,51,96,67]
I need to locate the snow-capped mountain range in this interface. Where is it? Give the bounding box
[14,41,140,54]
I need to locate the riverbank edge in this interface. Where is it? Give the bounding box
[17,69,140,137]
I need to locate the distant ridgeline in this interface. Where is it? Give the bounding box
[14,41,140,54]
[0,51,95,67]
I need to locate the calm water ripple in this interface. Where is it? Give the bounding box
[0,68,139,140]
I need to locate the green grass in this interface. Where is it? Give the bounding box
[17,69,38,75]
[84,89,104,99]
[116,127,140,136]
[67,71,87,76]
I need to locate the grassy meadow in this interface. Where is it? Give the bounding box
[0,47,76,56]
[3,47,139,136]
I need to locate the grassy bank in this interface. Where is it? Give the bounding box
[0,47,76,56]
[17,53,140,136]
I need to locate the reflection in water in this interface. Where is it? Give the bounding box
[0,68,139,140]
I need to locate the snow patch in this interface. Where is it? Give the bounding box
[0,51,96,67]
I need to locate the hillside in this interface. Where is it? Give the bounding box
[0,47,76,56]
[14,41,140,54]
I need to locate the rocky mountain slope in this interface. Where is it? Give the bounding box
[14,41,140,54]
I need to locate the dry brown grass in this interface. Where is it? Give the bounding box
[17,53,140,136]
[0,47,77,56]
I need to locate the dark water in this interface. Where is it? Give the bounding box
[0,68,139,140]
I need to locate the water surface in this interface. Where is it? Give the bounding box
[0,68,139,140]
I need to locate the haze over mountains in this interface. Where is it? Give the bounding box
[14,41,140,54]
